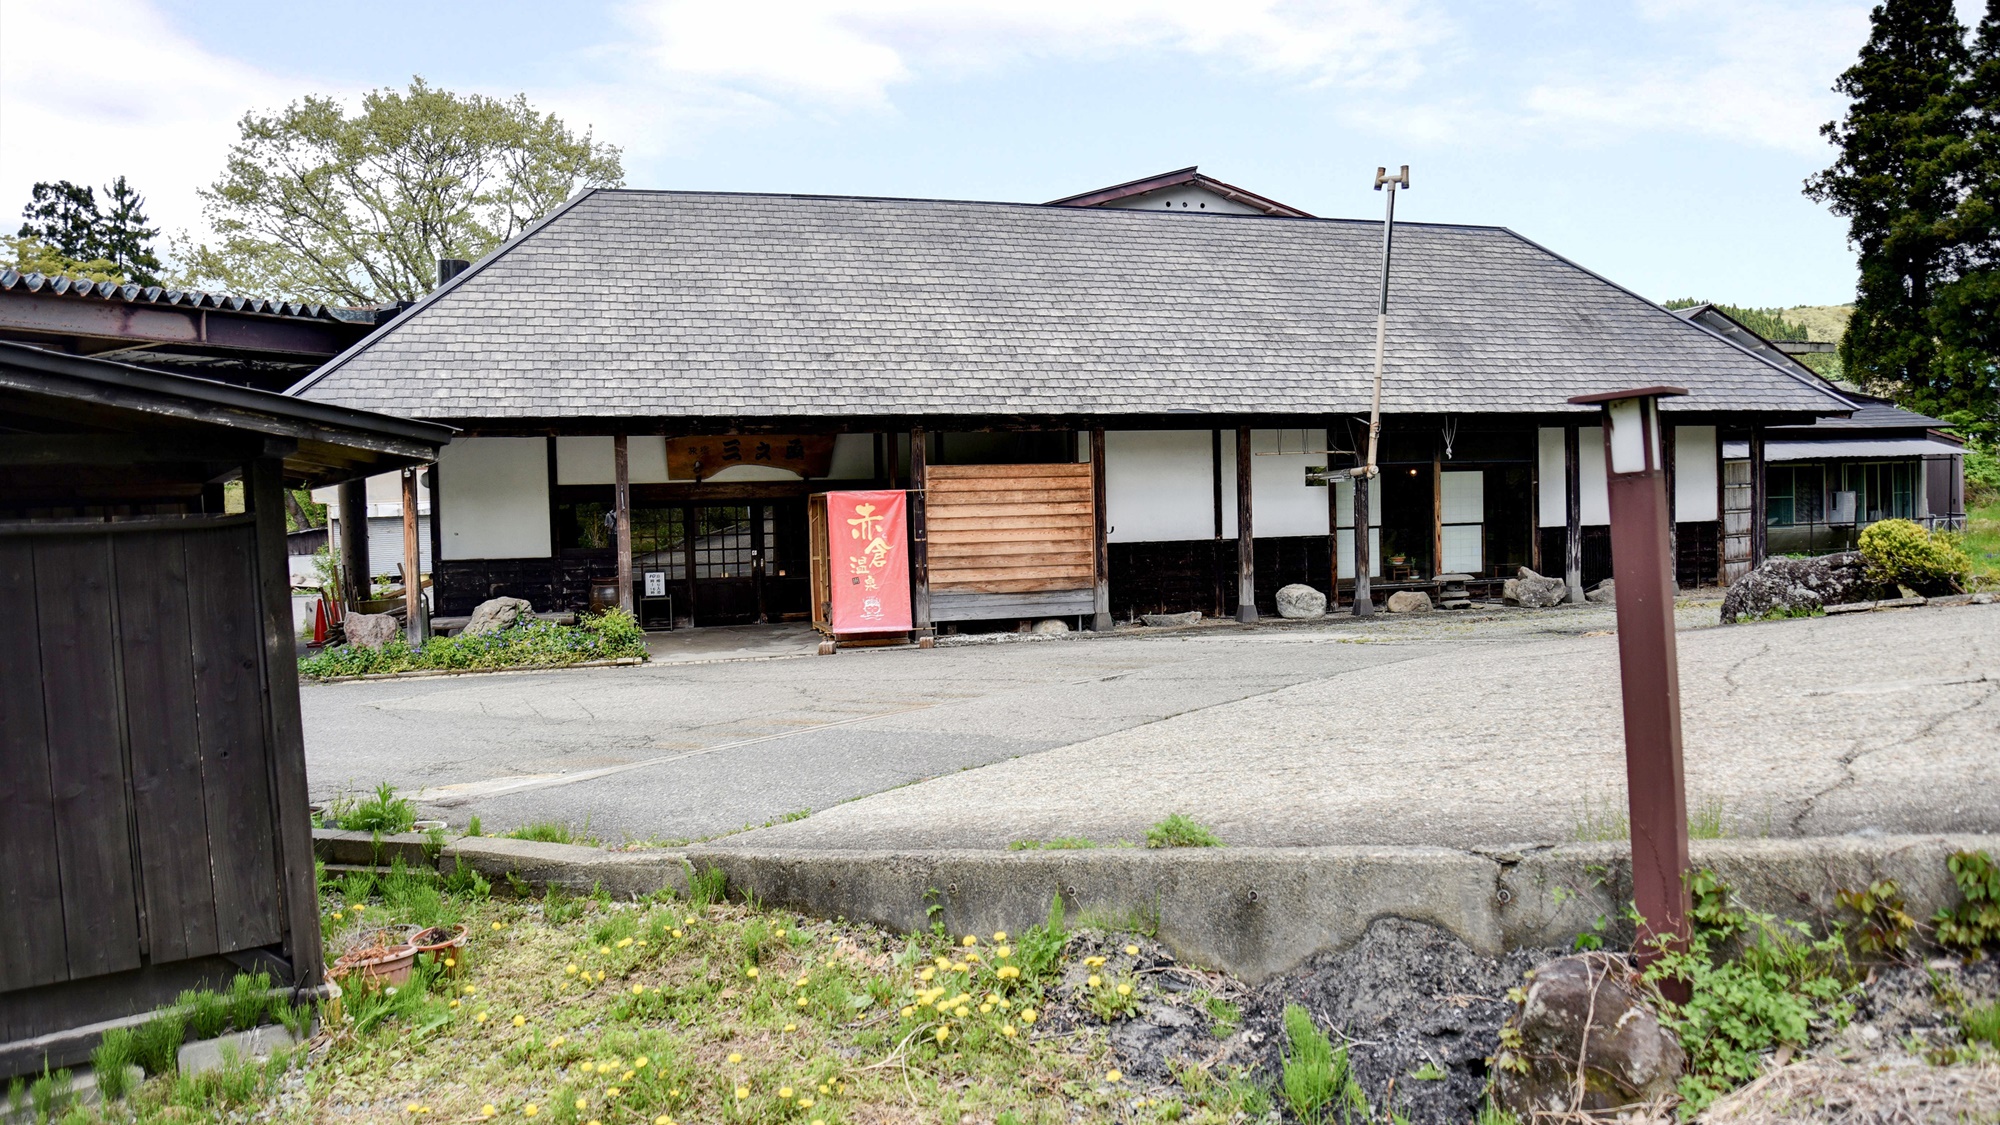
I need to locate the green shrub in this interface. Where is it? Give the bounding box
[1858,518,1971,592]
[227,972,273,1030]
[178,988,228,1040]
[1933,849,2000,956]
[331,782,416,834]
[1279,1004,1366,1124]
[1145,813,1224,848]
[299,608,646,680]
[1963,999,2000,1049]
[91,1028,137,1102]
[27,1068,72,1122]
[129,1008,186,1076]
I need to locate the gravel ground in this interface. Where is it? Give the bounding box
[302,598,1999,849]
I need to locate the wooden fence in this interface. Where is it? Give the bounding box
[925,463,1097,621]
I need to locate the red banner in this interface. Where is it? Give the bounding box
[826,490,913,634]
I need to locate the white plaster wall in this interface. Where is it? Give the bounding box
[1673,426,1719,522]
[820,434,874,480]
[556,436,672,484]
[437,437,551,560]
[1231,429,1331,539]
[1106,430,1214,543]
[1537,426,1608,527]
[1096,184,1265,214]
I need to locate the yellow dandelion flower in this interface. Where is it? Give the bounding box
[491,921,504,930]
[919,968,935,982]
[812,1120,826,1125]
[935,1026,950,1043]
[637,939,647,946]
[632,983,645,995]
[1107,1069,1122,1083]
[999,998,1012,1010]
[796,997,809,1008]
[607,1087,621,1097]
[818,1084,831,1094]
[549,1035,565,1048]
[979,1003,993,1014]
[934,957,952,970]
[961,935,978,947]
[1124,944,1140,955]
[1022,1009,1038,1025]
[634,1056,647,1068]
[727,1052,743,1064]
[954,1005,969,1017]
[463,985,476,995]
[671,929,683,938]
[685,916,697,925]
[779,1087,794,1099]
[616,937,633,948]
[513,1014,526,1027]
[523,1106,538,1118]
[745,966,759,978]
[964,952,982,963]
[798,1097,814,1109]
[796,975,810,987]
[1087,975,1102,988]
[775,928,787,937]
[1002,1024,1018,1038]
[654,1118,674,1125]
[599,945,611,955]
[575,1098,589,1110]
[621,1070,634,1081]
[566,964,579,975]
[445,957,457,968]
[1117,983,1132,996]
[596,1062,613,1074]
[480,1106,496,1119]
[734,1086,749,1100]
[449,999,461,1009]
[594,970,605,982]
[405,1105,422,1115]
[900,1006,916,1017]
[783,1023,797,1032]
[993,931,1008,942]
[995,945,1012,958]
[997,965,1020,980]
[474,1011,489,1023]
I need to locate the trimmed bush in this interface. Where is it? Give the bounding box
[299,607,646,680]
[1858,518,1970,593]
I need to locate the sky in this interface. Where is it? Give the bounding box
[2,0,1988,308]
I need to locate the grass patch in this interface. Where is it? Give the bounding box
[1963,499,1999,587]
[1279,1003,1366,1124]
[1145,813,1224,848]
[505,821,599,846]
[1008,836,1100,850]
[299,607,646,680]
[1573,795,1739,842]
[321,781,417,834]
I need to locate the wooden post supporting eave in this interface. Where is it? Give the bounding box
[1748,425,1768,569]
[909,425,932,640]
[426,464,444,605]
[1090,427,1111,631]
[1663,424,1678,589]
[1235,425,1257,623]
[1431,446,1444,579]
[336,477,370,611]
[1564,424,1584,603]
[401,468,428,641]
[246,457,325,997]
[1211,430,1225,619]
[613,435,634,615]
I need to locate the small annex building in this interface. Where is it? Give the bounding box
[289,175,1853,630]
[0,342,449,1075]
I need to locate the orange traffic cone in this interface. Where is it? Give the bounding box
[313,598,329,646]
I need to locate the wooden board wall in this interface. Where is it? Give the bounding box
[926,463,1095,595]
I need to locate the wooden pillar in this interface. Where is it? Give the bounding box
[1663,424,1678,589]
[1353,451,1375,618]
[1090,427,1111,631]
[1235,425,1257,623]
[1748,425,1768,568]
[1328,421,1343,607]
[1431,447,1444,578]
[1211,430,1225,619]
[245,457,325,997]
[425,465,444,606]
[401,468,428,641]
[752,503,769,624]
[1564,424,1584,603]
[336,477,370,611]
[682,503,697,628]
[1529,435,1543,576]
[909,425,932,638]
[613,434,634,615]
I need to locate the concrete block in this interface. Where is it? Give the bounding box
[177,1024,300,1075]
[311,828,434,867]
[440,837,688,900]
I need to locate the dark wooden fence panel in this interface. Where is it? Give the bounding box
[30,537,144,980]
[183,527,283,953]
[0,540,70,992]
[113,532,221,965]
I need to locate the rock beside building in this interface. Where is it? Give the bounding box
[343,613,400,650]
[1493,953,1686,1115]
[463,596,533,636]
[1719,552,1879,623]
[1586,579,1615,604]
[1385,590,1433,613]
[1504,567,1568,608]
[1275,583,1327,619]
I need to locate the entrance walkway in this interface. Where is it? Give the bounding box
[641,622,822,664]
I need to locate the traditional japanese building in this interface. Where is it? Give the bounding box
[288,173,1854,630]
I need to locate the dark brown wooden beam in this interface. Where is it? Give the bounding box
[1564,424,1584,602]
[337,478,370,610]
[910,426,932,638]
[0,433,265,466]
[613,435,633,615]
[1235,425,1256,623]
[402,468,427,640]
[1749,426,1767,568]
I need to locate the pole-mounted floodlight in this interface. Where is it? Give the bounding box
[1567,384,1692,1001]
[1350,165,1407,618]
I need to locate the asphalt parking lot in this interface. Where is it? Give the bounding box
[301,599,2000,849]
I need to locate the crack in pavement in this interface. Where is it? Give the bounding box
[1790,677,2000,834]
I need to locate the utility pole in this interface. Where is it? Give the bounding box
[1352,165,1407,618]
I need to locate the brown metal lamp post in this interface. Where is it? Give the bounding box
[1567,386,1691,998]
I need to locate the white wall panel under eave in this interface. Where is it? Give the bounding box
[1537,425,1608,527]
[1674,426,1719,522]
[438,437,551,560]
[557,436,670,484]
[819,434,875,480]
[1247,428,1331,538]
[1106,430,1215,543]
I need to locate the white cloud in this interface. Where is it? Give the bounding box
[615,0,1454,109]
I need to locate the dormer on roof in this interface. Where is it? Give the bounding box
[1047,166,1312,217]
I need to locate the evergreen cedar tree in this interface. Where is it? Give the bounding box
[16,176,163,287]
[1809,0,2000,441]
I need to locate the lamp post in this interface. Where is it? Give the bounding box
[1352,165,1408,618]
[1567,385,1691,998]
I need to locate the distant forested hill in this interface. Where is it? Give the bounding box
[1663,299,1854,383]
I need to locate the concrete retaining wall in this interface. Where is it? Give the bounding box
[314,831,2000,983]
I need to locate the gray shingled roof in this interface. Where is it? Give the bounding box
[293,189,1851,420]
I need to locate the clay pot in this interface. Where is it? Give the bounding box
[332,926,422,989]
[412,924,470,977]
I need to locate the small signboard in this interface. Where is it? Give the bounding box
[824,490,912,633]
[667,435,836,481]
[643,571,667,598]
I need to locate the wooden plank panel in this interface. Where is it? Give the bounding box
[931,575,1094,594]
[927,488,1092,507]
[918,501,1092,519]
[927,539,1094,558]
[184,526,283,953]
[113,531,220,964]
[928,476,1094,494]
[0,538,70,992]
[33,536,144,979]
[930,589,1096,621]
[926,464,1090,480]
[932,564,1094,583]
[927,516,1095,537]
[931,551,1094,570]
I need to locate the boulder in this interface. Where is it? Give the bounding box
[1140,611,1202,628]
[1030,618,1070,634]
[1719,552,1879,624]
[344,612,400,650]
[1504,567,1569,609]
[1493,954,1686,1115]
[1385,590,1433,613]
[1274,583,1327,619]
[463,596,533,636]
[1585,579,1615,604]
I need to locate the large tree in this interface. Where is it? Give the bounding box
[181,77,623,305]
[1806,0,1971,413]
[14,176,163,285]
[1927,0,2000,439]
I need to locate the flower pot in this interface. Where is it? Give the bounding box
[332,926,423,989]
[412,923,470,977]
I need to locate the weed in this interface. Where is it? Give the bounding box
[178,987,229,1040]
[379,858,460,928]
[129,1007,185,1075]
[441,857,492,899]
[167,1045,294,1114]
[1409,1060,1446,1080]
[1961,1000,2000,1049]
[1570,794,1630,842]
[466,814,483,837]
[543,884,584,926]
[1013,892,1069,982]
[333,781,417,834]
[1688,798,1731,839]
[1835,879,1918,957]
[1571,914,1609,952]
[1146,813,1224,849]
[688,865,727,909]
[1475,1100,1522,1125]
[507,821,581,845]
[1933,849,2000,956]
[1081,975,1142,1021]
[1199,993,1241,1037]
[1280,1004,1366,1124]
[226,971,273,1030]
[28,1068,72,1122]
[91,1028,137,1102]
[1008,837,1099,850]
